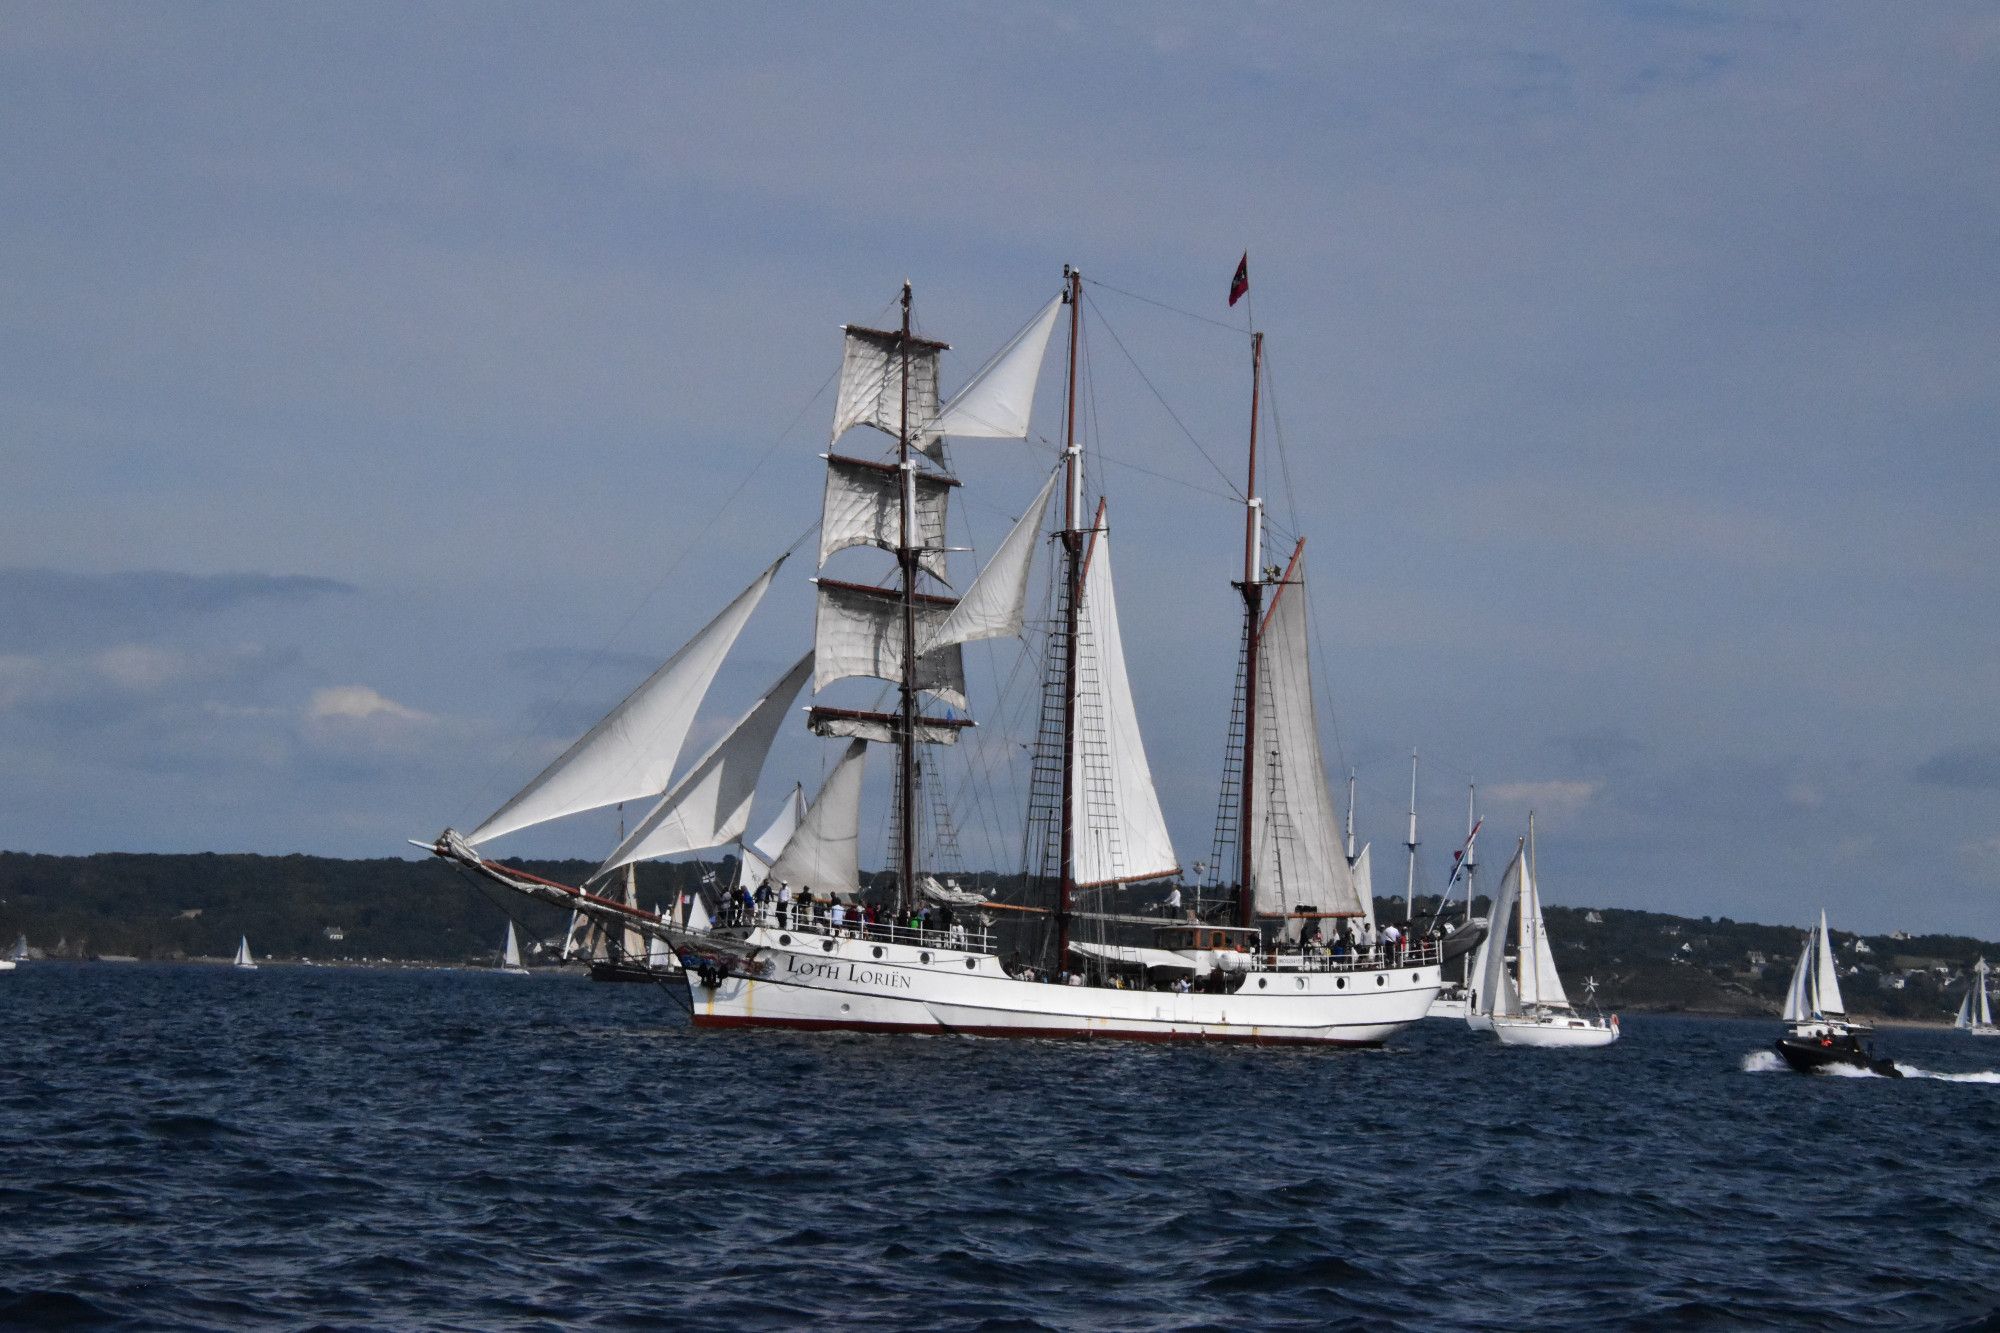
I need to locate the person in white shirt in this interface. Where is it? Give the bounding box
[830,900,847,935]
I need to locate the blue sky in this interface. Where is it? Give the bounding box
[4,3,1997,935]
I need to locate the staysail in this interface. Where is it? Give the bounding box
[469,560,784,846]
[1247,550,1360,921]
[593,653,814,879]
[1781,931,1814,1022]
[926,296,1064,441]
[1476,842,1525,1018]
[765,739,868,898]
[1352,842,1376,930]
[1069,511,1178,887]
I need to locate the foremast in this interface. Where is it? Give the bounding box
[895,281,921,921]
[1235,331,1266,931]
[1055,266,1085,967]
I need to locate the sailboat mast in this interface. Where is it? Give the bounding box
[1055,266,1084,966]
[896,281,919,921]
[1464,781,1478,922]
[1404,750,1419,924]
[1235,331,1265,931]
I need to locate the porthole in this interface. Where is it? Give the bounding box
[965,958,977,970]
[1411,972,1420,983]
[872,946,884,959]
[822,939,836,953]
[778,934,792,946]
[920,951,933,964]
[840,1002,851,1013]
[1296,978,1306,990]
[1375,975,1385,987]
[1257,978,1267,989]
[1336,977,1346,989]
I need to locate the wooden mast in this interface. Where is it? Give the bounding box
[896,280,918,922]
[1055,265,1083,968]
[1235,331,1264,930]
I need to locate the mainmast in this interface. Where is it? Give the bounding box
[1464,780,1479,922]
[1235,331,1265,930]
[896,281,918,921]
[1055,266,1084,966]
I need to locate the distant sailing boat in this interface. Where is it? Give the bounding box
[1954,958,1998,1037]
[233,936,257,971]
[498,922,528,975]
[0,933,20,972]
[1468,819,1617,1048]
[423,271,1444,1044]
[1772,911,1898,1075]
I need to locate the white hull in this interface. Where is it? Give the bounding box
[1427,992,1468,1020]
[684,925,1440,1045]
[1465,1011,1493,1033]
[1958,1024,2000,1037]
[0,959,14,972]
[1491,1011,1619,1048]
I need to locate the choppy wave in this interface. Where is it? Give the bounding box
[5,965,2000,1331]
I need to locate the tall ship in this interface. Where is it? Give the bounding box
[422,269,1449,1044]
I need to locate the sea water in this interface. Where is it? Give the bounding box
[3,963,1998,1329]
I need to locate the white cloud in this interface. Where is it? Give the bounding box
[1484,779,1604,822]
[307,685,430,724]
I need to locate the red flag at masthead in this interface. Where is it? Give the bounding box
[1228,252,1249,306]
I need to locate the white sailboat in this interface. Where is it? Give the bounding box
[1772,911,1897,1074]
[1953,957,1997,1036]
[1467,819,1617,1048]
[423,272,1441,1044]
[498,922,528,975]
[232,935,257,970]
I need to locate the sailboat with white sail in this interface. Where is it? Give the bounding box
[232,935,257,971]
[1466,818,1617,1048]
[423,270,1443,1044]
[1772,911,1898,1075]
[1953,957,1997,1037]
[498,922,529,975]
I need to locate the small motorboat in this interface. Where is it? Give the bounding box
[1773,1025,1900,1078]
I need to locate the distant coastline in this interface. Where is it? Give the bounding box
[2,850,1991,1023]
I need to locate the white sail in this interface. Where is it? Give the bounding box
[926,295,1063,440]
[1070,518,1178,887]
[1781,933,1813,1023]
[1812,909,1846,1016]
[1247,559,1359,920]
[832,325,942,458]
[1352,843,1376,930]
[233,936,254,968]
[1957,988,1974,1029]
[593,654,814,879]
[501,922,523,970]
[809,712,965,746]
[751,784,807,864]
[647,931,673,967]
[812,579,967,710]
[921,466,1059,653]
[765,739,868,898]
[470,560,784,845]
[1981,960,1994,1027]
[819,455,953,581]
[685,891,712,933]
[1475,844,1525,1018]
[1515,858,1570,1010]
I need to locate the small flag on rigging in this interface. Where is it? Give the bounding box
[1228,252,1249,306]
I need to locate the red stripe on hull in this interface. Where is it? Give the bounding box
[689,1012,1385,1047]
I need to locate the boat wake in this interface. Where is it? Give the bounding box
[1742,1050,2000,1082]
[1892,1064,2000,1083]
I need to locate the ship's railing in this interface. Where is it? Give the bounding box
[1259,938,1443,973]
[754,913,994,956]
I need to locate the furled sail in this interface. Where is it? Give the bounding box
[812,579,967,710]
[926,296,1063,440]
[1813,909,1846,1016]
[808,709,968,746]
[1515,859,1570,1009]
[819,455,954,582]
[920,465,1059,653]
[1247,554,1361,920]
[1477,843,1525,1018]
[832,325,944,458]
[1781,933,1813,1023]
[592,654,814,880]
[1069,515,1178,887]
[469,559,784,845]
[765,739,867,898]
